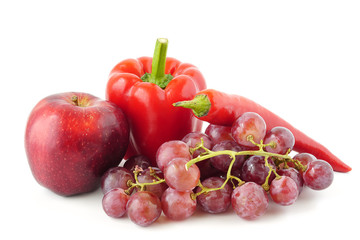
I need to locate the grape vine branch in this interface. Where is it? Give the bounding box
[124,136,307,197]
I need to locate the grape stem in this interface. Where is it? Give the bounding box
[261,156,281,191]
[186,135,307,193]
[124,136,307,197]
[124,167,166,195]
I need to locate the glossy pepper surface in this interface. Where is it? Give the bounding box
[174,89,351,172]
[106,39,206,166]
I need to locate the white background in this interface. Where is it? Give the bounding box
[1,0,359,239]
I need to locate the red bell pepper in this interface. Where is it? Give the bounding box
[174,89,351,172]
[106,39,206,166]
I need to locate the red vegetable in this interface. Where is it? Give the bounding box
[106,39,206,166]
[174,89,351,172]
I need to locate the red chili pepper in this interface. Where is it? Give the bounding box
[174,89,351,172]
[106,39,206,166]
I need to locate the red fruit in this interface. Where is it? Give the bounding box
[205,124,233,144]
[25,92,129,196]
[136,167,168,198]
[101,167,134,194]
[102,188,129,218]
[303,160,334,190]
[182,132,213,158]
[195,177,232,214]
[161,188,196,220]
[156,140,191,171]
[126,191,162,227]
[164,158,200,192]
[231,182,269,220]
[269,176,298,206]
[231,112,266,147]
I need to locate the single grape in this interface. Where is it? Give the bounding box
[210,140,247,172]
[303,160,334,190]
[231,182,269,220]
[231,112,267,147]
[195,177,232,214]
[123,155,151,172]
[161,188,196,221]
[269,176,298,206]
[126,191,162,227]
[197,159,221,180]
[264,127,295,154]
[182,132,214,157]
[156,140,192,171]
[241,156,276,186]
[277,167,304,194]
[164,158,200,192]
[102,188,129,218]
[136,167,167,198]
[101,167,134,194]
[217,167,242,181]
[229,168,242,179]
[289,153,316,173]
[205,124,234,144]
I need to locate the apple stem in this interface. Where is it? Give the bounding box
[71,96,79,106]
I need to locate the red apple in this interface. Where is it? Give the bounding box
[25,92,129,196]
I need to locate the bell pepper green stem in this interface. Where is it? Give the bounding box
[151,38,168,81]
[141,38,173,89]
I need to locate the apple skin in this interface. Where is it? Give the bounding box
[25,92,129,196]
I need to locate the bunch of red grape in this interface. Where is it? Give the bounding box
[101,112,334,226]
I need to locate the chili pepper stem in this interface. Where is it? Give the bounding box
[173,94,211,117]
[141,38,173,89]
